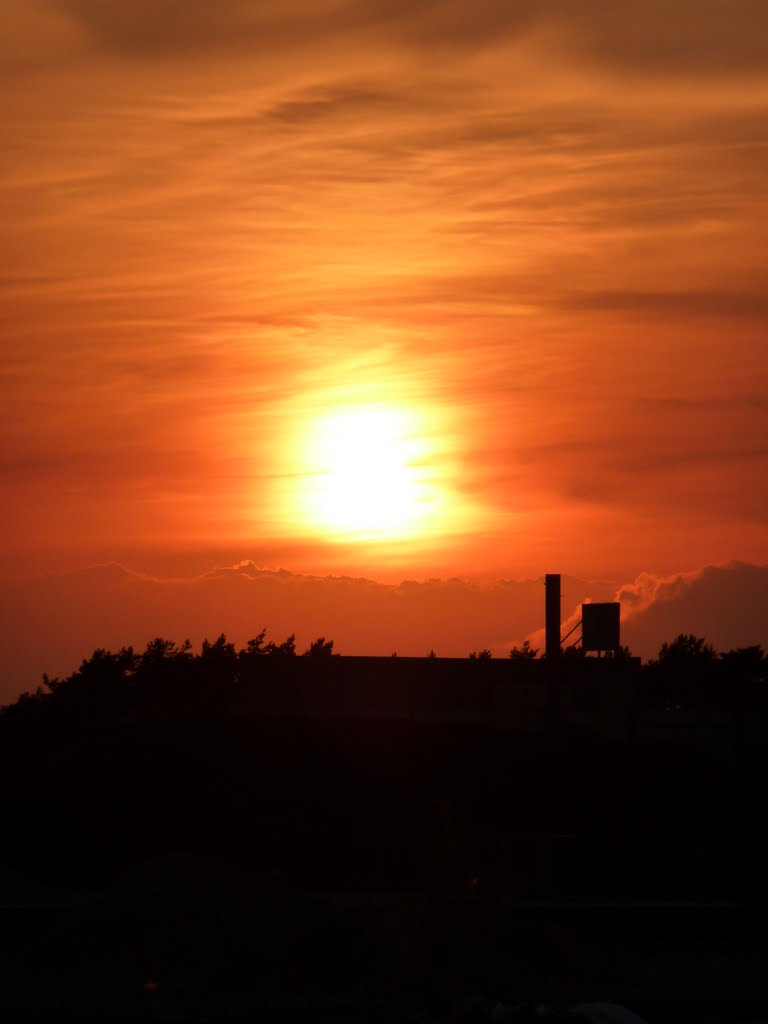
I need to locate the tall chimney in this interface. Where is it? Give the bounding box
[545,573,561,663]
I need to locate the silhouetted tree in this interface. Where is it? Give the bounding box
[266,633,296,657]
[603,644,633,660]
[562,645,586,659]
[646,634,719,711]
[658,634,717,664]
[240,630,268,658]
[133,637,195,702]
[468,649,492,660]
[139,637,192,672]
[719,645,765,673]
[303,637,336,657]
[29,645,139,723]
[718,645,766,710]
[199,633,238,685]
[41,672,62,694]
[237,630,271,684]
[509,640,539,660]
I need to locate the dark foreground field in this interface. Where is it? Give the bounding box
[2,879,768,1023]
[2,712,768,1021]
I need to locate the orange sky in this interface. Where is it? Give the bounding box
[1,1,767,670]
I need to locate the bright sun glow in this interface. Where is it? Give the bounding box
[301,404,442,541]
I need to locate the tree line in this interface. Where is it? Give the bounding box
[1,630,764,722]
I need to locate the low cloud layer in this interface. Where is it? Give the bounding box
[46,0,768,73]
[619,562,768,659]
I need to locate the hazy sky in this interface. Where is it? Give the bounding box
[1,2,767,691]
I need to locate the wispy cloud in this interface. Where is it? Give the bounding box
[48,1,768,74]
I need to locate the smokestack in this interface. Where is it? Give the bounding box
[545,574,561,663]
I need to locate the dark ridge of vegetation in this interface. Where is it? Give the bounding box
[0,632,764,885]
[0,633,767,1020]
[3,631,765,724]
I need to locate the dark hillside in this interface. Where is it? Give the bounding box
[1,641,767,1021]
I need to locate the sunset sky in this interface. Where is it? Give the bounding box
[1,2,767,695]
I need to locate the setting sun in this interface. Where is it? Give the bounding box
[301,405,441,540]
[269,377,485,560]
